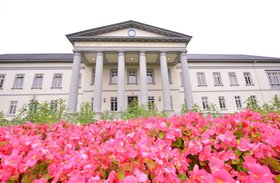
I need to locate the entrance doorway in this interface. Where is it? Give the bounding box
[128,96,138,106]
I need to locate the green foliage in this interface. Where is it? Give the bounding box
[246,95,280,114]
[120,99,167,119]
[207,103,219,117]
[180,103,188,114]
[100,111,118,121]
[17,97,67,124]
[191,103,202,113]
[65,102,96,124]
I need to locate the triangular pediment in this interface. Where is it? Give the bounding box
[66,20,192,44]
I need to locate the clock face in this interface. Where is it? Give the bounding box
[128,29,136,37]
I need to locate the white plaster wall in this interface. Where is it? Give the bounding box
[98,28,165,38]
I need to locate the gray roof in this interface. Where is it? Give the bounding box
[0,53,279,63]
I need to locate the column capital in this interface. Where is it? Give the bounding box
[160,52,166,57]
[118,52,125,56]
[139,52,146,56]
[73,51,81,55]
[180,52,187,57]
[96,52,103,56]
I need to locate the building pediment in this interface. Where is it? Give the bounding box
[66,20,192,44]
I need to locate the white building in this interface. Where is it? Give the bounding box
[0,20,279,118]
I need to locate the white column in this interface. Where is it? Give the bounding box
[139,52,148,106]
[117,52,125,112]
[68,51,81,113]
[93,52,103,113]
[160,52,172,111]
[181,52,194,109]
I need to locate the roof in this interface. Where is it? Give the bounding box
[0,53,279,63]
[66,20,192,44]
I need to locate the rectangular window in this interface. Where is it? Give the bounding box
[266,71,280,85]
[168,68,172,84]
[52,73,63,88]
[110,69,118,84]
[128,70,137,84]
[228,72,239,86]
[91,69,95,85]
[234,96,242,109]
[147,70,154,84]
[218,96,226,109]
[110,97,118,112]
[250,95,257,106]
[91,97,94,110]
[197,72,207,86]
[0,74,5,89]
[201,96,209,110]
[32,74,43,89]
[244,72,254,85]
[148,96,155,110]
[9,101,18,115]
[13,74,24,89]
[213,72,223,86]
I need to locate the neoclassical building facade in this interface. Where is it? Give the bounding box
[0,21,279,118]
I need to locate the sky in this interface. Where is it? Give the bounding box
[0,0,280,58]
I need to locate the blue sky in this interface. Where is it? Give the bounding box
[0,0,279,57]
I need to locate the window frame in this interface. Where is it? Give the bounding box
[32,73,44,89]
[201,96,209,110]
[234,96,242,109]
[110,69,118,84]
[51,73,63,89]
[148,96,155,110]
[12,73,25,89]
[196,72,207,86]
[147,69,155,84]
[110,97,118,112]
[91,69,95,85]
[127,69,137,84]
[168,68,172,84]
[266,71,280,85]
[218,96,226,109]
[243,72,254,85]
[228,72,239,86]
[0,74,5,89]
[8,101,18,115]
[213,72,223,86]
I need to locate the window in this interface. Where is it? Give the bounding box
[228,72,238,86]
[213,72,223,86]
[91,97,94,110]
[218,96,226,109]
[50,100,57,111]
[13,74,24,89]
[168,68,172,84]
[52,73,63,88]
[147,70,154,84]
[110,97,118,111]
[9,101,18,115]
[128,70,137,84]
[32,74,43,88]
[110,69,118,84]
[201,97,209,110]
[249,95,258,107]
[234,96,242,109]
[197,72,207,86]
[91,69,95,85]
[244,72,253,85]
[0,74,5,89]
[266,71,280,85]
[148,96,155,110]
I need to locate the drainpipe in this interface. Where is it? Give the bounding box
[253,60,265,105]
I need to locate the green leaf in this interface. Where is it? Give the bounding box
[171,138,183,148]
[177,172,187,181]
[275,174,280,183]
[117,168,125,180]
[158,131,165,139]
[232,158,240,165]
[259,157,280,172]
[144,159,155,170]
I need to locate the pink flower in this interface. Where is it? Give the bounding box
[247,163,274,183]
[134,170,148,182]
[68,175,86,183]
[237,138,251,152]
[211,169,235,183]
[122,175,138,183]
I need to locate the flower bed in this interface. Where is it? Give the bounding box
[0,110,279,182]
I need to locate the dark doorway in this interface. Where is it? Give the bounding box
[128,96,138,106]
